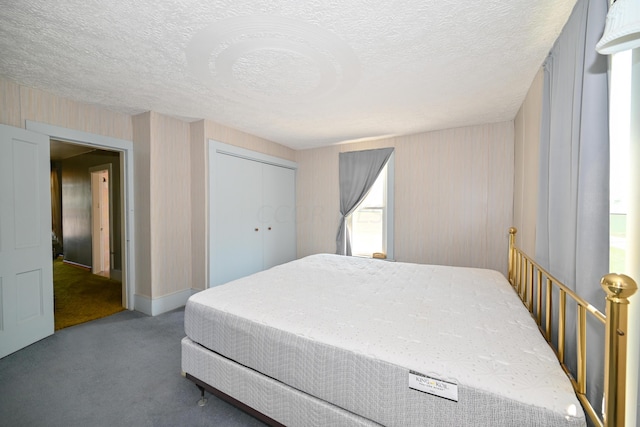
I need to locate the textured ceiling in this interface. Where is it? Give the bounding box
[0,0,578,149]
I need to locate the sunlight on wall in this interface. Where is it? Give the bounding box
[609,48,640,426]
[609,50,631,273]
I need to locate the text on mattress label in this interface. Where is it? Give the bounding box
[409,371,458,402]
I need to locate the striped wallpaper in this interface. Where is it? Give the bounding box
[295,122,515,274]
[513,69,543,256]
[1,74,538,300]
[149,113,192,297]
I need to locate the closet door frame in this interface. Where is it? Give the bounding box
[207,140,297,288]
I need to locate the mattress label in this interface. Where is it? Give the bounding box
[409,371,458,402]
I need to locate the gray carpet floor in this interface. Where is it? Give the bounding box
[0,308,266,427]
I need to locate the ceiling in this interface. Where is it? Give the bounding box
[0,1,578,150]
[49,139,96,161]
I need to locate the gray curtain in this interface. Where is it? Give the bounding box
[336,147,394,256]
[536,0,609,418]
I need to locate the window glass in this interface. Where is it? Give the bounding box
[350,165,386,257]
[348,156,393,259]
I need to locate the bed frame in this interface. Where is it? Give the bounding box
[184,228,637,426]
[508,227,636,427]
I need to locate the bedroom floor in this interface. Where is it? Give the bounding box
[0,308,266,427]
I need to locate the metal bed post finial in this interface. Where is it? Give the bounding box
[600,273,638,427]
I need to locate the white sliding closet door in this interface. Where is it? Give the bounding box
[262,165,296,270]
[209,141,297,288]
[213,153,263,285]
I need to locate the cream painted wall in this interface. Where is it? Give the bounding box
[0,77,132,139]
[296,122,515,275]
[190,121,207,291]
[513,68,544,256]
[133,112,193,299]
[0,78,21,128]
[204,120,296,162]
[132,113,152,298]
[150,113,192,297]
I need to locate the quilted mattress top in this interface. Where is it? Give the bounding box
[185,254,584,423]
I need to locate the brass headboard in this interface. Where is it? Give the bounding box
[508,227,636,427]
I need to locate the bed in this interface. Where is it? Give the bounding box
[181,228,636,426]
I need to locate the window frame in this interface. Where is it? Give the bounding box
[346,153,394,260]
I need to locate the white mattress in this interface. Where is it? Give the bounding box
[184,254,585,426]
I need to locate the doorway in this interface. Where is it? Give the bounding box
[28,120,136,313]
[50,142,125,329]
[90,165,112,278]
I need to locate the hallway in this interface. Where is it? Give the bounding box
[53,258,124,330]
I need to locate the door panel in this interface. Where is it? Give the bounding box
[209,142,297,288]
[16,270,44,321]
[13,139,41,248]
[0,125,53,358]
[211,153,263,286]
[262,165,296,269]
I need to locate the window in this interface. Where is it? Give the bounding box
[347,155,394,259]
[609,50,632,273]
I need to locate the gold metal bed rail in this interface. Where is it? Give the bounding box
[508,227,637,427]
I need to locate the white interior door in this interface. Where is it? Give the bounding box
[91,167,111,276]
[91,170,102,273]
[0,125,54,358]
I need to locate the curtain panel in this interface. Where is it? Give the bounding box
[336,147,394,256]
[536,0,610,415]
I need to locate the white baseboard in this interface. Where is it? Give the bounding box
[134,288,199,316]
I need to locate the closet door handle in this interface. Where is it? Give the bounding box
[254,228,259,231]
[268,227,272,231]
